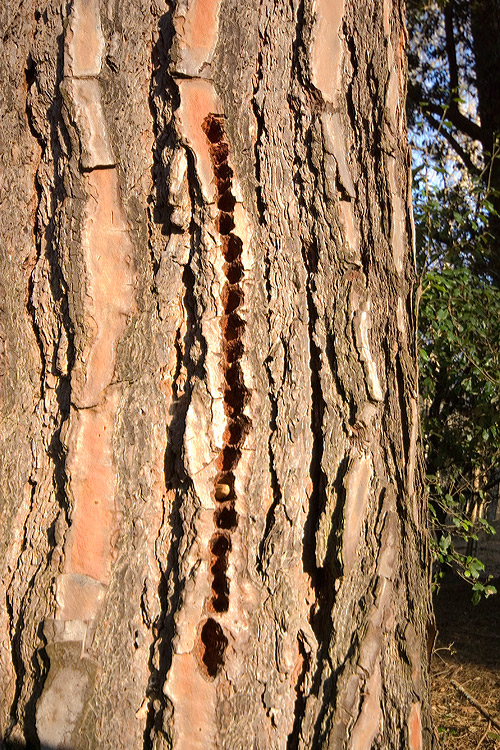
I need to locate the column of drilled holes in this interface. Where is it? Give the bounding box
[197,114,251,678]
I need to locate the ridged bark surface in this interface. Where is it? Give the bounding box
[0,1,433,748]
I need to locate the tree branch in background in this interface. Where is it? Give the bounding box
[407,80,484,145]
[424,99,484,144]
[423,112,479,175]
[444,1,459,94]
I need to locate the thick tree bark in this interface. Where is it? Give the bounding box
[0,1,433,748]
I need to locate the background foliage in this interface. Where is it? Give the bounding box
[407,0,500,599]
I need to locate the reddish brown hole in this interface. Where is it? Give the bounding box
[225,362,242,387]
[223,285,243,315]
[218,191,236,212]
[214,503,238,530]
[222,313,245,341]
[218,212,235,235]
[224,385,248,417]
[223,234,243,262]
[211,141,229,165]
[200,618,227,677]
[223,417,250,447]
[211,592,229,613]
[210,532,231,556]
[211,572,230,612]
[217,446,241,471]
[202,115,225,143]
[223,339,244,363]
[215,177,231,195]
[224,261,243,284]
[215,162,233,181]
[212,570,229,592]
[211,555,228,575]
[223,421,243,446]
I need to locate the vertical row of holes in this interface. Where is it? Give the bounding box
[197,114,251,679]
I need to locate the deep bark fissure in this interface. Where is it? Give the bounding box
[146,149,208,750]
[144,15,206,740]
[257,251,284,575]
[251,48,267,226]
[5,487,42,743]
[6,12,75,742]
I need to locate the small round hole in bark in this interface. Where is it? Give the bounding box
[223,234,243,262]
[215,177,231,196]
[211,141,229,165]
[224,420,243,446]
[222,285,243,315]
[217,446,241,471]
[223,416,250,447]
[225,362,242,388]
[215,162,233,181]
[224,261,243,284]
[211,554,228,575]
[223,381,248,417]
[200,618,227,678]
[222,313,244,341]
[223,339,244,364]
[211,592,229,613]
[218,212,235,235]
[210,532,231,557]
[214,504,238,530]
[202,115,225,143]
[211,571,230,612]
[218,191,236,213]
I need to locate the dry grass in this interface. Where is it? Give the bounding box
[431,575,500,750]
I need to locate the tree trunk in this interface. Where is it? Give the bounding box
[0,1,433,748]
[470,0,500,282]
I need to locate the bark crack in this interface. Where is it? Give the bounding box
[251,46,267,225]
[6,15,73,741]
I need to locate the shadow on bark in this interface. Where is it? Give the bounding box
[143,10,209,746]
[8,23,71,749]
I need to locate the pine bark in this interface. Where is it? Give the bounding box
[0,1,433,749]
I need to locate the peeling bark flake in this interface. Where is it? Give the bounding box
[408,702,423,750]
[310,0,344,105]
[342,455,372,575]
[353,299,384,402]
[349,661,382,750]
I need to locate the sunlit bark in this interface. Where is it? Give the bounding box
[0,1,433,748]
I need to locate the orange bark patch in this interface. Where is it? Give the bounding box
[408,702,423,750]
[64,0,105,77]
[173,0,222,77]
[311,0,344,104]
[166,652,217,748]
[342,456,372,574]
[75,168,135,407]
[176,80,220,202]
[64,390,119,584]
[184,0,221,52]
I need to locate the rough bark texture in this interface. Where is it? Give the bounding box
[0,1,433,748]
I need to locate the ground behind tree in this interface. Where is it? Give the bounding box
[431,520,500,749]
